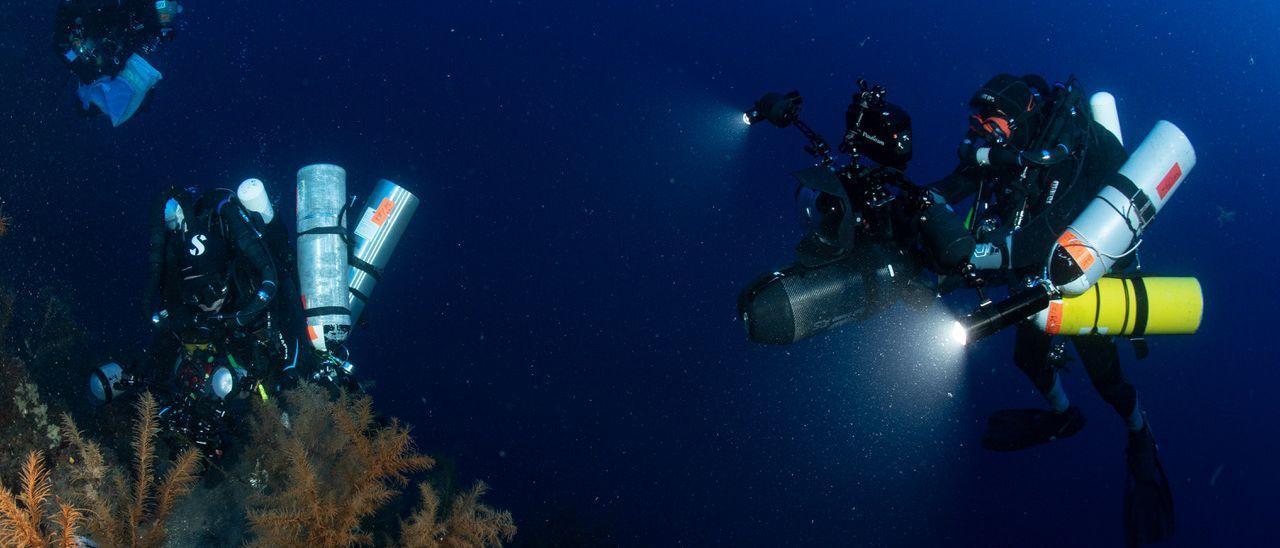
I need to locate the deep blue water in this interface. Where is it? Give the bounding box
[2,0,1277,545]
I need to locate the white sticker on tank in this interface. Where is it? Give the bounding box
[354,208,379,240]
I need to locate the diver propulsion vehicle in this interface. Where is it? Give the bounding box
[741,242,920,344]
[957,95,1202,344]
[739,81,951,344]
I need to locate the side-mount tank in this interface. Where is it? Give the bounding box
[348,179,420,325]
[297,164,351,351]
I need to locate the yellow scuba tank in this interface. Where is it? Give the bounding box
[1032,277,1203,336]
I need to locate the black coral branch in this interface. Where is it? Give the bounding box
[60,392,202,548]
[0,452,84,548]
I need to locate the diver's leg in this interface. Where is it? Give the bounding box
[1073,336,1175,544]
[981,322,1085,451]
[1012,321,1069,411]
[1071,336,1140,428]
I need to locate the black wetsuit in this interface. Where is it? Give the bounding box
[53,0,166,83]
[141,190,299,390]
[932,112,1140,421]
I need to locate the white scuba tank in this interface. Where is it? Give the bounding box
[237,178,276,224]
[296,164,351,351]
[1050,121,1196,296]
[1090,92,1123,146]
[348,179,420,324]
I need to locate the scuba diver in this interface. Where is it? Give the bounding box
[52,0,182,126]
[89,181,304,458]
[91,170,421,457]
[931,74,1175,545]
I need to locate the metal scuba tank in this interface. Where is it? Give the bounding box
[1032,276,1202,336]
[1049,121,1196,296]
[237,178,276,225]
[1089,92,1123,146]
[348,179,420,324]
[296,164,351,351]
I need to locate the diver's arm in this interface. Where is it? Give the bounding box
[214,201,279,328]
[929,166,982,204]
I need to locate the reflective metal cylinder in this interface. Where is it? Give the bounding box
[348,179,420,324]
[296,164,351,350]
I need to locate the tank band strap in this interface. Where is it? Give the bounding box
[93,368,113,404]
[304,306,350,318]
[349,256,382,281]
[350,286,371,303]
[1091,279,1103,335]
[298,226,347,237]
[1106,175,1157,229]
[1131,277,1149,337]
[1120,278,1132,335]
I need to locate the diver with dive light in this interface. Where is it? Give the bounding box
[934,74,1196,546]
[739,74,1199,546]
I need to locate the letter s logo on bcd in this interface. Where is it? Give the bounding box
[189,234,207,256]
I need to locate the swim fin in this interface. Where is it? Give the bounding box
[1125,424,1175,546]
[981,406,1086,452]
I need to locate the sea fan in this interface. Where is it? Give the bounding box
[247,384,515,547]
[0,452,84,548]
[60,392,201,548]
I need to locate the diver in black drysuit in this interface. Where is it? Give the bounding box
[139,187,304,396]
[930,74,1174,546]
[53,0,173,84]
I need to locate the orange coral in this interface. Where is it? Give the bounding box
[247,384,434,546]
[399,481,516,548]
[247,384,515,547]
[59,393,202,548]
[0,452,84,548]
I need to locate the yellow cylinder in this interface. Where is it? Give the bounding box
[1033,277,1203,336]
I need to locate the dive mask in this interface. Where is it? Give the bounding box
[969,111,1013,144]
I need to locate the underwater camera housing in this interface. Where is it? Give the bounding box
[739,81,937,344]
[842,79,913,170]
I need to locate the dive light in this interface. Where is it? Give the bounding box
[746,91,803,128]
[955,283,1055,346]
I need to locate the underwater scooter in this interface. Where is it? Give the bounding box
[954,97,1204,345]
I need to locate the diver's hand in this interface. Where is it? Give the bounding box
[968,242,1006,270]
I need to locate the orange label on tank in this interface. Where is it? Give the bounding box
[1155,163,1182,200]
[1045,301,1064,335]
[1057,230,1096,272]
[371,198,396,226]
[307,325,319,341]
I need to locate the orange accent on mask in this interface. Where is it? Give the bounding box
[970,114,1013,142]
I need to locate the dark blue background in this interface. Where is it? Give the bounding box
[1,1,1275,545]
